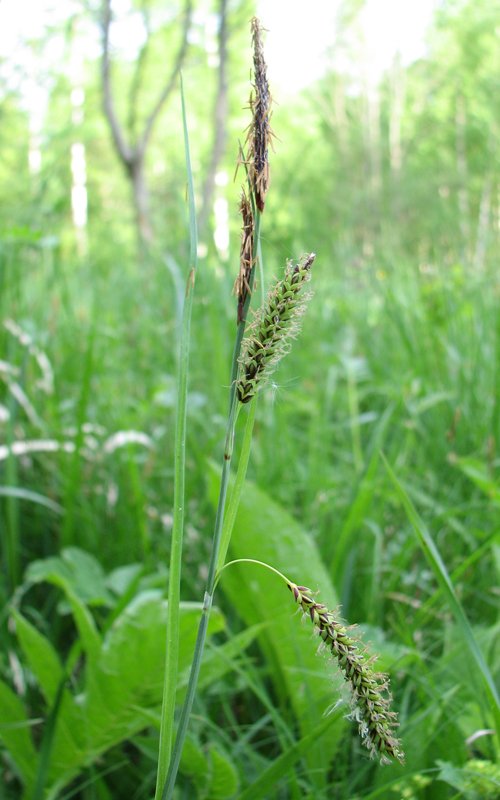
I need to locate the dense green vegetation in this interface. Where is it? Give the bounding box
[0,0,499,797]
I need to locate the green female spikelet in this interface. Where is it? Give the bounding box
[288,581,405,765]
[236,253,315,403]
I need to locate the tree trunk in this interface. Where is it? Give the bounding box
[129,157,153,251]
[455,94,471,258]
[100,0,193,256]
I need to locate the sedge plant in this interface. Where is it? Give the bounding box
[156,18,404,800]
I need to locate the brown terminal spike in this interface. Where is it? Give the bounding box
[247,17,272,212]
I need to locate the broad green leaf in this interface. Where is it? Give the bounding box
[27,547,114,607]
[25,553,101,661]
[58,547,115,606]
[10,609,64,704]
[0,678,37,788]
[43,593,225,799]
[207,745,239,799]
[436,758,500,799]
[209,468,346,791]
[105,563,143,596]
[179,736,209,796]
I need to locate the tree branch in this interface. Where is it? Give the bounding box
[127,2,152,140]
[101,0,134,167]
[137,0,193,158]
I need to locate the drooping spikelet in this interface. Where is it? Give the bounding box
[246,17,272,212]
[236,253,315,403]
[234,190,255,324]
[287,581,405,765]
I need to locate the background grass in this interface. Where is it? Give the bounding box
[1,1,500,797]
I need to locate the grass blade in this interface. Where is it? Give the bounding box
[0,487,63,515]
[155,75,198,799]
[237,709,343,800]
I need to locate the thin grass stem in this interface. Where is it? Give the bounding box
[216,400,257,573]
[31,676,66,800]
[161,397,240,800]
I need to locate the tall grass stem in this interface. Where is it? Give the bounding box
[155,77,198,799]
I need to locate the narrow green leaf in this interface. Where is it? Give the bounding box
[26,556,101,661]
[31,677,67,800]
[0,679,37,788]
[454,456,500,506]
[237,709,342,800]
[383,454,500,741]
[330,403,394,579]
[0,486,63,514]
[156,73,199,797]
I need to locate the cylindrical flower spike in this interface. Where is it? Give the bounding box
[287,581,405,765]
[236,253,315,403]
[247,17,272,212]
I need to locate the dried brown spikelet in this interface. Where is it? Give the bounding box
[287,581,405,765]
[247,17,272,212]
[234,191,255,324]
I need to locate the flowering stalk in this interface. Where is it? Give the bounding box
[287,581,405,764]
[161,18,318,798]
[237,253,315,403]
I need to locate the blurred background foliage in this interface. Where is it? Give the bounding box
[0,0,499,797]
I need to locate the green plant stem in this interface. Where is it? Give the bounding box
[213,217,265,568]
[155,78,198,800]
[216,400,257,573]
[215,557,289,588]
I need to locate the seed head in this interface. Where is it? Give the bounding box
[287,581,405,765]
[236,253,315,404]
